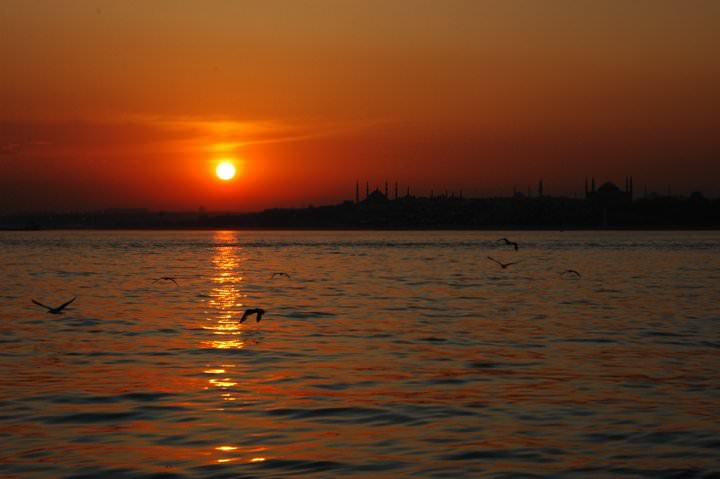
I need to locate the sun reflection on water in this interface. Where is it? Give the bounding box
[216,446,237,452]
[203,231,246,404]
[203,232,276,466]
[213,445,269,464]
[204,231,246,351]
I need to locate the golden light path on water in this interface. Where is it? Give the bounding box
[203,231,268,464]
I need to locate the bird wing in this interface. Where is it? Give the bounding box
[497,238,509,244]
[256,311,264,322]
[512,242,519,251]
[170,278,179,286]
[487,256,502,266]
[32,299,52,310]
[505,261,522,267]
[57,297,76,311]
[240,310,251,323]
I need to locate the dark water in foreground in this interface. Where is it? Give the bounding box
[1,230,719,478]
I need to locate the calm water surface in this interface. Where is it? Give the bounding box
[1,231,719,478]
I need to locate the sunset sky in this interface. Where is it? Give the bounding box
[1,0,719,213]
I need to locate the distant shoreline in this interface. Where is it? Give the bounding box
[3,193,718,231]
[2,226,719,232]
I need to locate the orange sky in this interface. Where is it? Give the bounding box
[1,0,719,212]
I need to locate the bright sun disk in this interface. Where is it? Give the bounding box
[216,162,236,181]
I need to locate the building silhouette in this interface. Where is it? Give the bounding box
[4,175,718,230]
[363,187,389,205]
[585,176,633,207]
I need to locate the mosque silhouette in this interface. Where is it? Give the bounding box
[1,176,716,230]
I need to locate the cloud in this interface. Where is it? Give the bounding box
[0,139,52,156]
[138,115,385,153]
[0,115,381,161]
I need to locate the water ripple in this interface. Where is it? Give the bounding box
[0,230,718,478]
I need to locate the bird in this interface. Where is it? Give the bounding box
[497,238,519,251]
[240,308,266,323]
[487,256,521,269]
[271,272,291,279]
[32,297,76,314]
[153,277,178,286]
[561,269,582,279]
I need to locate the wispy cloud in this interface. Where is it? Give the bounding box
[0,115,384,160]
[0,139,51,156]
[137,115,384,152]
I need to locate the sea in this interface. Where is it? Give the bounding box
[0,230,718,479]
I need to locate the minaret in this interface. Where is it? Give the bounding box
[355,180,359,204]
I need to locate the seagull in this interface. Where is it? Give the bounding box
[487,256,521,269]
[153,277,178,286]
[271,272,291,279]
[32,297,76,314]
[240,308,266,323]
[561,269,582,279]
[497,238,519,251]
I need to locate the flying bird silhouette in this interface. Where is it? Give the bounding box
[271,272,291,279]
[487,256,521,269]
[32,297,76,314]
[561,269,582,279]
[153,277,178,286]
[497,238,519,251]
[240,308,266,323]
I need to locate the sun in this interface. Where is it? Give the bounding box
[215,161,237,181]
